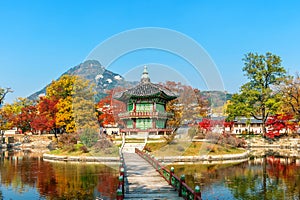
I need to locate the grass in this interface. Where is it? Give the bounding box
[183,142,245,156]
[144,141,168,151]
[145,141,246,157]
[49,143,119,157]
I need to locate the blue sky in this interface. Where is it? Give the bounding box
[0,0,299,103]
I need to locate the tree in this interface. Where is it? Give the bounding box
[31,97,58,134]
[279,74,300,121]
[0,87,13,105]
[163,81,209,126]
[0,98,34,133]
[72,77,98,131]
[0,105,15,130]
[266,114,297,138]
[226,52,286,135]
[96,89,126,127]
[198,118,212,132]
[46,75,76,100]
[46,75,98,133]
[0,87,13,132]
[55,96,75,133]
[97,90,116,126]
[14,104,37,133]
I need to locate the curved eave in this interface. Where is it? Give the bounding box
[116,91,177,102]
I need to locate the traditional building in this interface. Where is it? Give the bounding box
[233,117,263,134]
[115,66,177,135]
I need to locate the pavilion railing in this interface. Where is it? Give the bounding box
[135,148,202,200]
[119,111,173,118]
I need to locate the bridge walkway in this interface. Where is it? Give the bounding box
[123,152,182,200]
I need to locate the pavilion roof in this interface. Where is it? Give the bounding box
[114,66,177,101]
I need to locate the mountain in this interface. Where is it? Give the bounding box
[28,60,137,102]
[28,60,232,106]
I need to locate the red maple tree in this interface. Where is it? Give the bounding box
[265,114,297,138]
[31,97,58,134]
[96,89,125,127]
[13,105,37,133]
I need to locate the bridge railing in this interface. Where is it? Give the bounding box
[116,153,125,200]
[135,148,201,200]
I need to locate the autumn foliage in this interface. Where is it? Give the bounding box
[265,114,297,138]
[96,89,125,127]
[31,97,58,133]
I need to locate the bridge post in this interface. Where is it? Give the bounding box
[120,167,125,176]
[194,185,201,200]
[120,167,125,195]
[169,167,174,185]
[118,175,124,198]
[116,188,123,200]
[179,174,185,197]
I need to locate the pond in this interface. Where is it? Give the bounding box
[0,150,119,200]
[1,150,300,200]
[167,154,300,200]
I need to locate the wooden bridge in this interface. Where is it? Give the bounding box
[116,143,201,200]
[123,152,182,199]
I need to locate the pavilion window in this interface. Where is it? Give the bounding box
[136,119,152,130]
[128,103,134,111]
[136,103,152,112]
[156,119,165,128]
[127,120,133,128]
[156,103,165,112]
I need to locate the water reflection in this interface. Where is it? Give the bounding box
[0,150,118,200]
[168,155,300,200]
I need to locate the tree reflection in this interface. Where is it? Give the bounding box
[168,156,300,200]
[0,151,118,199]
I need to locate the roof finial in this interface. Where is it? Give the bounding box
[141,65,150,83]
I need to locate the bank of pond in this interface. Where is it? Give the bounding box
[1,149,300,200]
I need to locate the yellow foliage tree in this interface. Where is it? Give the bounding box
[56,96,75,133]
[0,98,34,131]
[46,75,98,133]
[279,74,300,121]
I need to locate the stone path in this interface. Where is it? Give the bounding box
[123,152,182,200]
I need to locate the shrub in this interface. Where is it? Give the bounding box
[206,132,220,143]
[94,139,113,153]
[79,128,99,148]
[143,145,152,152]
[47,141,57,151]
[80,145,89,153]
[205,132,246,148]
[188,127,198,139]
[58,133,79,150]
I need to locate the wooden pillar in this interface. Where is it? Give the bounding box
[152,119,156,129]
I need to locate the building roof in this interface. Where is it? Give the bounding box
[114,66,178,101]
[234,117,263,124]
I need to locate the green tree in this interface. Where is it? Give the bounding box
[226,52,286,135]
